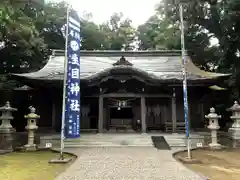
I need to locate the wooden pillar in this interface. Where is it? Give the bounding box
[188,100,191,130]
[141,96,146,133]
[200,103,204,126]
[171,89,177,133]
[98,95,104,133]
[51,102,56,132]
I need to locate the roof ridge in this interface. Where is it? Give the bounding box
[51,49,184,57]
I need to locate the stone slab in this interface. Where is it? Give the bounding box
[49,158,72,164]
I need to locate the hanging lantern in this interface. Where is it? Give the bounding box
[118,101,121,107]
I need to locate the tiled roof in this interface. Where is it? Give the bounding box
[12,50,230,81]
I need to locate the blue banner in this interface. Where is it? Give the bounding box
[183,81,189,138]
[64,13,81,138]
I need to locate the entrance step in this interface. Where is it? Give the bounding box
[162,133,205,148]
[64,134,154,147]
[163,135,186,147]
[39,133,204,148]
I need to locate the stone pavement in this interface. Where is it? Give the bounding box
[55,147,205,180]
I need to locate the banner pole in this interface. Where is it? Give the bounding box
[59,5,70,160]
[179,3,191,159]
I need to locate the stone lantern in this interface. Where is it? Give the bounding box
[205,107,222,149]
[227,101,240,146]
[24,106,39,151]
[0,101,17,152]
[0,101,17,131]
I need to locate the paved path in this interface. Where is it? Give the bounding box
[56,147,205,180]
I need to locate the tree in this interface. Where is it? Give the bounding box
[137,0,240,105]
[137,14,181,50]
[80,19,107,50]
[0,0,48,74]
[0,0,137,76]
[99,13,136,50]
[80,12,136,50]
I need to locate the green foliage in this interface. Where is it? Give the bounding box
[0,0,49,92]
[81,13,136,50]
[5,0,240,106]
[137,14,181,50]
[0,0,137,92]
[137,0,240,102]
[0,0,51,71]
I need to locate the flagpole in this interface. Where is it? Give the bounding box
[179,3,191,159]
[59,4,70,160]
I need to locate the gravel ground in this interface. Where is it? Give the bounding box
[55,147,205,180]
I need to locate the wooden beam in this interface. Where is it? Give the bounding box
[85,93,172,98]
[168,83,212,87]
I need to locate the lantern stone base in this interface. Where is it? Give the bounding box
[228,128,240,148]
[232,139,240,148]
[0,128,15,153]
[229,127,240,139]
[208,143,223,150]
[0,127,16,133]
[24,144,37,151]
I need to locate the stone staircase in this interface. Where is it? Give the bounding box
[39,133,204,148]
[163,133,205,148]
[64,134,154,147]
[163,135,186,147]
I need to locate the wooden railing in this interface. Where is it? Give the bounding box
[165,122,186,132]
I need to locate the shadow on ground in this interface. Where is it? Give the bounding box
[151,136,171,150]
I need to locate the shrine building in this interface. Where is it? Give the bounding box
[12,50,229,133]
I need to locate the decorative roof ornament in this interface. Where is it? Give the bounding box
[112,56,133,66]
[14,85,33,91]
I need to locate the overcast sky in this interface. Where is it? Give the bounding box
[51,0,161,27]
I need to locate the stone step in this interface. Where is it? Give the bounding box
[65,138,152,141]
[167,143,186,146]
[65,136,151,140]
[167,144,186,147]
[163,137,186,147]
[65,140,153,144]
[64,144,154,147]
[165,140,186,143]
[65,141,152,145]
[65,135,187,147]
[64,141,153,147]
[65,137,152,142]
[40,133,204,148]
[64,134,154,147]
[66,140,153,144]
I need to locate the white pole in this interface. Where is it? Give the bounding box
[179,3,191,159]
[59,5,70,160]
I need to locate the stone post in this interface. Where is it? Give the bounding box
[24,106,39,151]
[141,96,146,133]
[227,101,240,147]
[0,101,17,152]
[205,107,222,149]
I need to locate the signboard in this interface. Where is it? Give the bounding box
[64,13,81,138]
[196,142,203,148]
[45,143,52,148]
